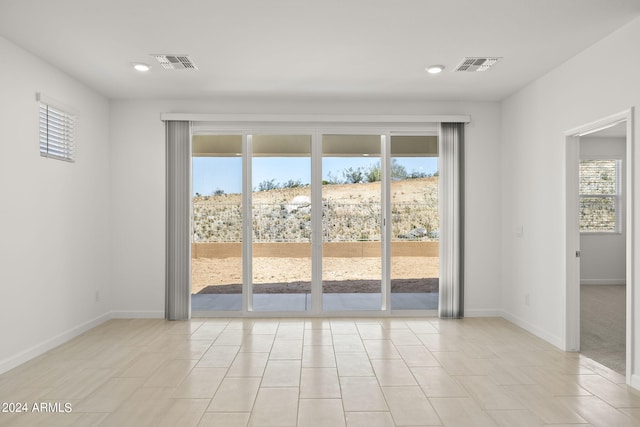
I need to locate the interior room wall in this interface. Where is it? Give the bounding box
[500,16,640,384]
[108,98,502,317]
[579,137,626,285]
[0,36,111,373]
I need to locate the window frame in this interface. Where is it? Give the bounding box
[578,157,622,234]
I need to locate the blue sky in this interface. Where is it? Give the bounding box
[193,156,438,195]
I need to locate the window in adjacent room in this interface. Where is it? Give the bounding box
[579,159,621,233]
[38,94,76,162]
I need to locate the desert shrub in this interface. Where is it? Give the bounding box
[391,160,408,180]
[365,164,381,182]
[282,179,304,189]
[342,167,365,184]
[323,171,343,185]
[257,179,279,192]
[362,160,423,182]
[408,171,428,179]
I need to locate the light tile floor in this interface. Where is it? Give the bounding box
[1,317,639,426]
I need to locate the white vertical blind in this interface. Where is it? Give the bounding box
[438,123,465,318]
[166,121,191,320]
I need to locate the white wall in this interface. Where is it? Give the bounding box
[580,137,626,285]
[0,37,111,373]
[109,98,502,317]
[500,16,640,382]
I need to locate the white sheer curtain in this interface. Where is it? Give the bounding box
[439,123,465,318]
[165,121,191,320]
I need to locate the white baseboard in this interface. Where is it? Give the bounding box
[500,310,564,350]
[110,310,164,319]
[465,309,503,317]
[0,312,111,375]
[580,279,626,285]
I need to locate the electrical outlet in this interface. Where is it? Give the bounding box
[525,294,530,307]
[95,290,100,303]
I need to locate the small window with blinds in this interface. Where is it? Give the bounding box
[38,94,76,162]
[579,159,621,233]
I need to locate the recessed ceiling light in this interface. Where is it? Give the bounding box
[133,63,151,72]
[426,65,444,74]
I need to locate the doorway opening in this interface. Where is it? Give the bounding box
[565,110,633,382]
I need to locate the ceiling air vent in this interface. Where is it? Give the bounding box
[152,54,198,70]
[454,57,501,72]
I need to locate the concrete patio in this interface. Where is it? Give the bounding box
[192,292,438,313]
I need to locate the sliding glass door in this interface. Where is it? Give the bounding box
[191,135,243,312]
[389,136,439,310]
[190,128,440,315]
[322,135,382,311]
[251,135,312,311]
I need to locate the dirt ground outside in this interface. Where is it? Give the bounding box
[192,256,439,294]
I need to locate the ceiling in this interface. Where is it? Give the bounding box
[1,0,639,101]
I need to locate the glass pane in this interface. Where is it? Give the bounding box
[579,160,617,195]
[580,196,617,232]
[322,134,381,311]
[579,159,618,232]
[252,135,312,311]
[390,136,439,310]
[191,135,243,311]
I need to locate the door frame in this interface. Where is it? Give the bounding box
[564,108,634,385]
[187,115,467,317]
